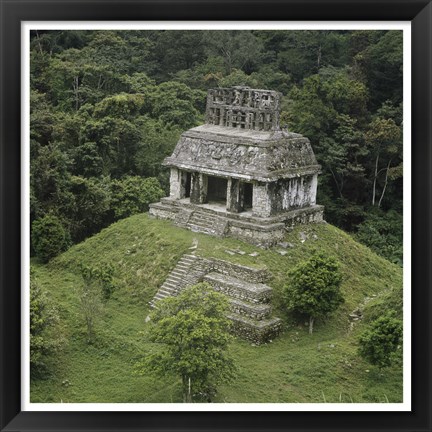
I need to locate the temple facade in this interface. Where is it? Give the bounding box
[149,86,324,246]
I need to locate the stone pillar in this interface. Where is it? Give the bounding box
[252,182,272,217]
[190,172,208,204]
[310,174,318,205]
[227,178,242,213]
[169,168,181,199]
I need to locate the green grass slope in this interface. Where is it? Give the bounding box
[31,213,403,403]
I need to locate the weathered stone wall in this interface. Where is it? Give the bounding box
[252,182,273,217]
[278,175,317,211]
[228,315,282,344]
[283,206,324,228]
[310,174,318,205]
[209,258,269,283]
[148,203,178,221]
[228,222,285,247]
[229,299,271,320]
[204,274,272,304]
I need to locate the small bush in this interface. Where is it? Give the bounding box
[30,271,62,372]
[31,215,70,262]
[358,312,403,369]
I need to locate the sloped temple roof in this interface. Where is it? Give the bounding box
[163,87,321,182]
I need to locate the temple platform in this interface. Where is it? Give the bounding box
[149,197,324,247]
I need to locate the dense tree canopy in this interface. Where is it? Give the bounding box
[30,30,403,263]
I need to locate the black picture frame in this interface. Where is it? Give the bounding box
[1,1,431,431]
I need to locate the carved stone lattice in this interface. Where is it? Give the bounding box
[205,86,281,131]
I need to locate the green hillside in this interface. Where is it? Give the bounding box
[31,214,403,403]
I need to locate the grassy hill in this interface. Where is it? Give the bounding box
[31,213,403,403]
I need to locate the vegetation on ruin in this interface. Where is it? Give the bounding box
[30,214,403,403]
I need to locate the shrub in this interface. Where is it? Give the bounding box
[358,312,403,369]
[31,214,70,262]
[30,271,62,372]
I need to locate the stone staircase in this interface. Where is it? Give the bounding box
[151,254,200,304]
[173,208,193,227]
[151,254,282,344]
[187,210,228,237]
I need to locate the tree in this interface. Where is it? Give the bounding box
[109,176,165,220]
[203,30,263,75]
[31,215,70,262]
[355,209,403,265]
[67,176,111,242]
[30,270,62,372]
[136,283,237,402]
[365,117,402,207]
[77,263,114,342]
[134,117,182,179]
[283,252,344,334]
[358,312,402,369]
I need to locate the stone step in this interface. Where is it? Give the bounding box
[189,217,216,226]
[227,313,282,344]
[166,274,183,282]
[188,212,218,229]
[158,290,176,298]
[204,272,272,304]
[192,222,217,230]
[162,283,180,292]
[229,298,272,320]
[179,255,198,263]
[190,211,216,221]
[159,286,177,293]
[171,266,187,275]
[151,253,202,308]
[161,282,179,291]
[157,288,177,297]
[189,224,215,235]
[210,258,268,284]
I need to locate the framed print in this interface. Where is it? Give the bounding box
[1,0,431,431]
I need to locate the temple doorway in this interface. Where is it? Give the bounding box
[243,182,253,209]
[207,176,227,204]
[184,172,191,198]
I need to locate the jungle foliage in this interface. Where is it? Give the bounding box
[30,30,403,263]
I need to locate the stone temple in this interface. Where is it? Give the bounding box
[149,86,324,246]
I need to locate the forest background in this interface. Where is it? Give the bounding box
[30,30,403,265]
